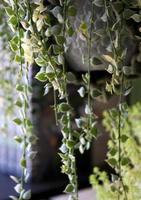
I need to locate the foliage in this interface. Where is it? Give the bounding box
[90,102,141,200]
[1,0,141,199]
[0,3,17,134]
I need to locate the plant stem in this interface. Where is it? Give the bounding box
[62,0,78,198]
[118,74,128,200]
[104,0,118,60]
[104,1,128,199]
[53,89,58,126]
[14,1,28,198]
[87,0,94,134]
[14,0,23,75]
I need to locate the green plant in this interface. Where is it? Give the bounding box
[0,0,141,199]
[90,102,141,200]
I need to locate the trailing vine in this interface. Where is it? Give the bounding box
[58,0,78,199]
[76,1,98,154]
[2,0,141,199]
[103,1,128,199]
[90,102,141,200]
[4,1,36,199]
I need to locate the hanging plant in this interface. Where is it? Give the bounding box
[90,102,141,200]
[1,0,141,199]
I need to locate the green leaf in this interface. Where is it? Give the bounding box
[58,153,68,161]
[46,72,55,79]
[66,140,75,148]
[66,72,76,82]
[58,103,71,112]
[91,57,102,65]
[16,84,24,92]
[11,35,19,44]
[62,127,69,137]
[13,118,22,125]
[8,15,17,26]
[35,57,47,67]
[80,22,88,33]
[60,115,69,125]
[23,190,31,200]
[20,158,27,168]
[111,185,116,192]
[121,157,129,166]
[53,44,63,54]
[68,6,77,16]
[130,14,141,23]
[108,158,117,166]
[91,89,101,98]
[35,72,47,82]
[24,118,32,127]
[67,26,74,37]
[44,13,51,25]
[14,55,22,63]
[93,0,104,7]
[5,7,14,17]
[14,136,23,143]
[64,184,74,193]
[91,127,98,137]
[10,41,18,52]
[121,135,128,143]
[55,35,65,46]
[109,148,116,156]
[15,100,23,107]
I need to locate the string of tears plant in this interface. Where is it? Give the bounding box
[3,0,141,200]
[5,1,37,199]
[103,1,129,199]
[87,0,96,147]
[90,102,141,200]
[76,0,98,154]
[58,0,78,199]
[117,74,128,200]
[5,0,79,199]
